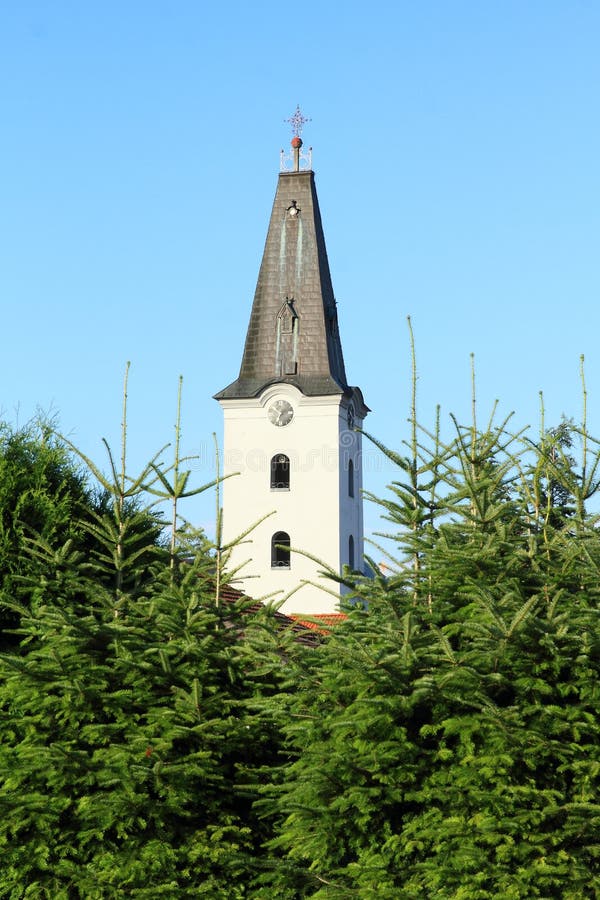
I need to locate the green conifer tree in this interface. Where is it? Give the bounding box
[257,352,600,898]
[0,419,97,647]
[0,378,288,897]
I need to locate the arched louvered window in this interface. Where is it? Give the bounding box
[271,531,291,569]
[348,458,355,497]
[349,535,355,570]
[270,454,290,490]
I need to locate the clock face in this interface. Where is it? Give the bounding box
[268,399,294,427]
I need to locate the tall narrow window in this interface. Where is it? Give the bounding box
[348,458,355,497]
[348,535,355,570]
[271,531,291,569]
[276,300,299,376]
[270,454,290,490]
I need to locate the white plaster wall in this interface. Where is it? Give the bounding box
[219,385,362,614]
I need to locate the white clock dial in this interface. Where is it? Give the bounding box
[268,399,294,427]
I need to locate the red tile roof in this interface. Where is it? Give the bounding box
[288,613,348,635]
[214,584,336,645]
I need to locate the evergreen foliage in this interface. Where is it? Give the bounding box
[0,420,95,646]
[257,351,600,898]
[3,355,600,897]
[0,381,287,897]
[0,557,285,897]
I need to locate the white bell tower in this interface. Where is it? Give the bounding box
[215,110,368,615]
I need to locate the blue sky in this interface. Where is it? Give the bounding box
[1,1,599,541]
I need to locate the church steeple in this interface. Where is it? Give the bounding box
[215,111,367,615]
[215,118,350,401]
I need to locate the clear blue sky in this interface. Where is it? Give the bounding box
[1,1,599,541]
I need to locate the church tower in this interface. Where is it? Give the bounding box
[215,109,368,615]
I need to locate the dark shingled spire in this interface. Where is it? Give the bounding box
[215,163,351,400]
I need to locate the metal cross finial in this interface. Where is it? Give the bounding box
[286,104,311,137]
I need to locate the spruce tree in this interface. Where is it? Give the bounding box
[0,419,98,647]
[258,353,600,898]
[0,379,288,897]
